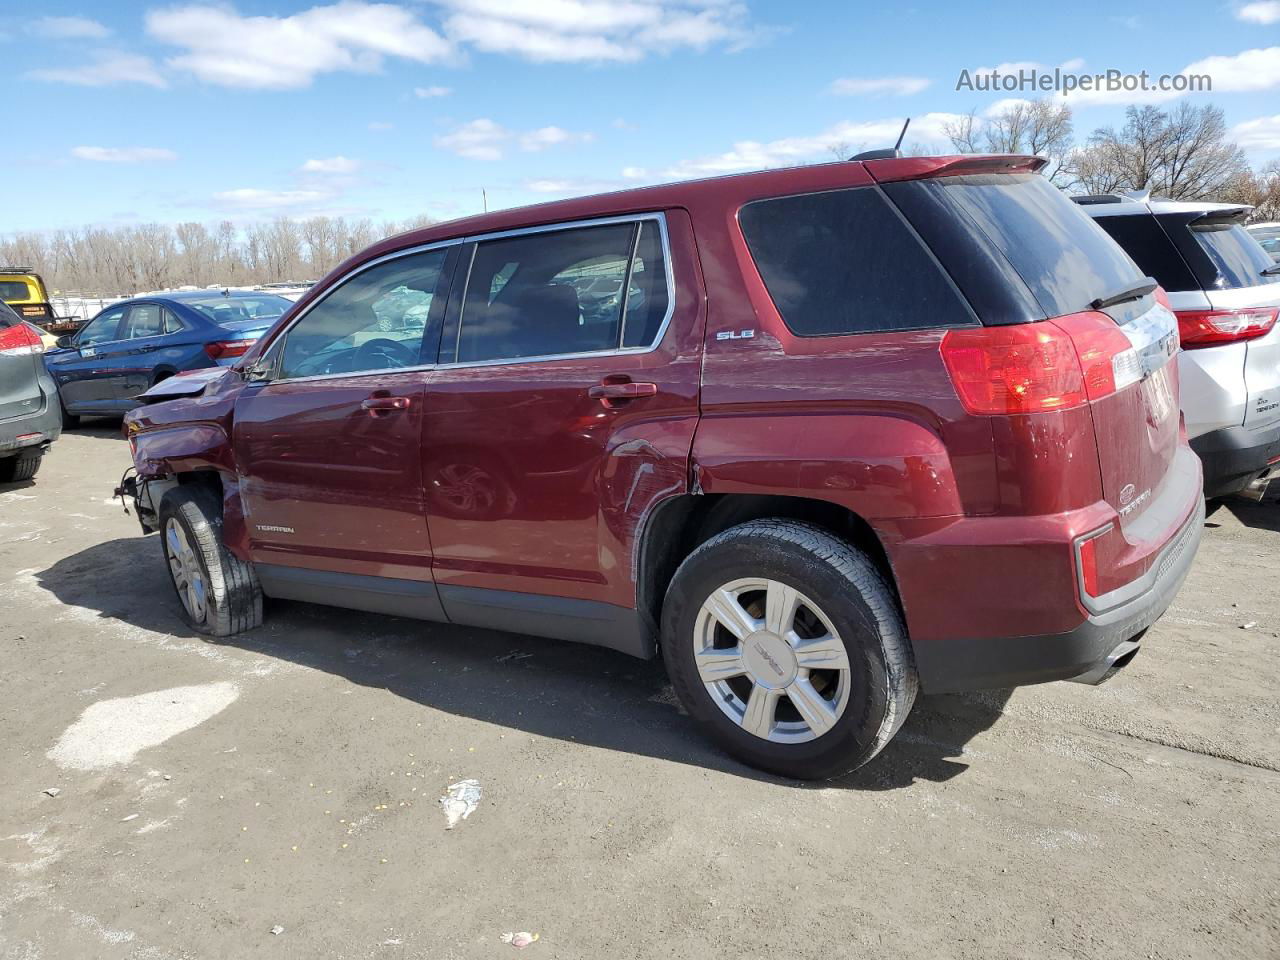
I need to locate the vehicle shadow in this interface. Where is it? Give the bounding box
[35,535,1012,792]
[1217,497,1280,534]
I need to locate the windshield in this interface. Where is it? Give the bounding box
[186,295,292,325]
[885,173,1146,319]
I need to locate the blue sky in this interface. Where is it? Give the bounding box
[5,0,1280,232]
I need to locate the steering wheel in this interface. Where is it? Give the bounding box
[353,337,416,369]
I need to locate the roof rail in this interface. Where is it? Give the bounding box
[0,266,37,273]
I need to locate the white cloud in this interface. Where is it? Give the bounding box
[433,0,757,63]
[27,51,166,88]
[145,2,453,89]
[518,125,594,151]
[1183,46,1280,93]
[983,97,1033,117]
[1232,113,1280,150]
[829,75,930,97]
[436,118,593,160]
[28,16,111,39]
[300,155,361,174]
[621,165,648,179]
[414,85,452,98]
[71,146,177,164]
[369,121,394,131]
[1238,2,1280,24]
[213,188,334,210]
[666,113,964,178]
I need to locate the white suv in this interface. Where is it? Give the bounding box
[1077,193,1280,500]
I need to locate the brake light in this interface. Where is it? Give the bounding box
[1174,308,1278,348]
[0,322,45,357]
[203,338,255,360]
[940,312,1141,415]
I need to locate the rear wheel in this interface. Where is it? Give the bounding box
[0,450,42,483]
[661,519,917,780]
[158,486,263,637]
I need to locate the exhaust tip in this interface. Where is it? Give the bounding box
[1069,640,1141,686]
[1238,469,1275,503]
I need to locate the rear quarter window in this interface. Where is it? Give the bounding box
[1091,213,1199,293]
[737,187,975,337]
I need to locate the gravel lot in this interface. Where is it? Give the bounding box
[2,424,1278,959]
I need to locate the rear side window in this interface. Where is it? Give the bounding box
[738,187,974,337]
[447,217,670,364]
[1187,221,1278,289]
[885,174,1146,320]
[1091,214,1199,293]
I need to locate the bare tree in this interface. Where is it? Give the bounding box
[1068,104,1249,200]
[945,99,1074,184]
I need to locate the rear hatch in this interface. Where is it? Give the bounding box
[1163,209,1280,431]
[878,167,1184,533]
[0,302,47,422]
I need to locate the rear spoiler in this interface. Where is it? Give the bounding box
[1189,207,1252,230]
[861,154,1047,184]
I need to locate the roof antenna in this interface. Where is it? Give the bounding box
[848,117,910,162]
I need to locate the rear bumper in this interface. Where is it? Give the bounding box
[912,496,1203,692]
[1190,421,1280,499]
[0,382,63,456]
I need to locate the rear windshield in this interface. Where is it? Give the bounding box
[884,174,1146,319]
[1189,221,1278,289]
[1091,213,1199,293]
[185,295,292,324]
[0,280,35,301]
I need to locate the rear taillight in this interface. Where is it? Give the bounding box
[1175,307,1278,348]
[940,312,1142,415]
[0,322,45,357]
[203,338,255,361]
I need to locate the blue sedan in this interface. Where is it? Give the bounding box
[45,291,292,423]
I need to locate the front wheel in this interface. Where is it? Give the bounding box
[158,486,263,637]
[661,520,917,780]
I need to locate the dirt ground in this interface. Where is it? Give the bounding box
[1,424,1278,960]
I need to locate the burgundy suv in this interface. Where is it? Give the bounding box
[122,155,1204,779]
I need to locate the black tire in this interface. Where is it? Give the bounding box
[158,485,263,637]
[661,519,917,780]
[0,450,42,483]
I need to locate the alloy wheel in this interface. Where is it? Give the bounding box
[692,577,852,744]
[164,519,208,623]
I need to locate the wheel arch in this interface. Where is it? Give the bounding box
[637,493,901,649]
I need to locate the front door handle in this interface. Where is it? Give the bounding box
[361,395,411,417]
[588,380,657,407]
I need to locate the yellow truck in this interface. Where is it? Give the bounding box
[0,268,82,334]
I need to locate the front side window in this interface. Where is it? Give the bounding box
[78,307,126,346]
[739,187,975,336]
[449,218,670,364]
[278,249,448,379]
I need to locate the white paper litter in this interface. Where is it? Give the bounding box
[439,779,482,829]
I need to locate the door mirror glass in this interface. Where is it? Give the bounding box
[55,335,73,349]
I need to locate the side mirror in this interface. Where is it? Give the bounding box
[55,335,73,349]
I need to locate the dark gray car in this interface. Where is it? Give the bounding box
[0,300,61,483]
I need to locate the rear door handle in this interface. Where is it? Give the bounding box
[361,396,412,417]
[588,381,657,403]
